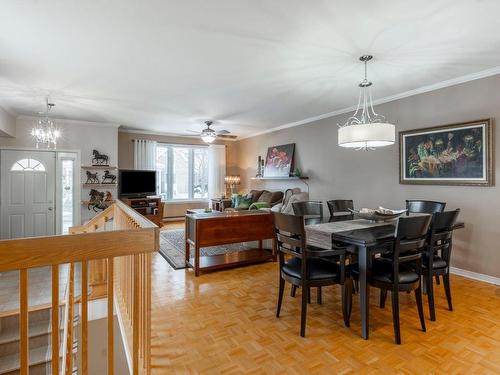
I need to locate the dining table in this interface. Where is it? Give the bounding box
[304,214,465,340]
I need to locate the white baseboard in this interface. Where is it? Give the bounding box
[450,267,500,286]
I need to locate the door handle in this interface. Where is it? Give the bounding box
[48,207,53,211]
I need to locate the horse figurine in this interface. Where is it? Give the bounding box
[102,170,117,184]
[92,150,109,166]
[88,189,109,212]
[85,171,99,184]
[105,191,113,202]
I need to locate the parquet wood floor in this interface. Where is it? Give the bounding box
[151,222,500,374]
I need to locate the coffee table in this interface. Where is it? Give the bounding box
[185,210,276,276]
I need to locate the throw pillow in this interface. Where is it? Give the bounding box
[270,203,283,213]
[231,194,242,208]
[257,190,273,203]
[237,196,253,209]
[282,192,309,214]
[249,202,271,210]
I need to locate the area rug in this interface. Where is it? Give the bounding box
[159,229,250,269]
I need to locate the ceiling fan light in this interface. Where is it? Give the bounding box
[201,134,216,143]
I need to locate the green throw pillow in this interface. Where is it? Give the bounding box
[237,197,253,209]
[249,202,271,210]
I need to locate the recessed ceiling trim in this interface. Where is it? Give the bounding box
[17,115,121,128]
[118,127,237,141]
[239,65,500,141]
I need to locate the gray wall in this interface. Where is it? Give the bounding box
[235,74,500,278]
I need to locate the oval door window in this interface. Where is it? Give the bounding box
[10,158,46,171]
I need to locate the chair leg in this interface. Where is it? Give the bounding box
[443,274,453,311]
[307,287,311,304]
[342,279,353,327]
[290,285,297,297]
[276,277,285,318]
[435,275,440,285]
[353,280,359,295]
[379,289,387,308]
[391,289,401,345]
[426,273,436,321]
[300,285,309,337]
[415,283,426,332]
[317,287,322,304]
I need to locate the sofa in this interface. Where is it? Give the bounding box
[225,189,284,211]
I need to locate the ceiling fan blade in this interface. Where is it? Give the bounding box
[218,134,237,139]
[216,129,231,135]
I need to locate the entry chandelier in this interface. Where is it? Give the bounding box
[31,97,61,149]
[338,55,395,150]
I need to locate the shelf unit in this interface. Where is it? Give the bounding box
[82,183,118,188]
[251,176,308,180]
[81,165,118,170]
[121,197,163,226]
[82,200,116,205]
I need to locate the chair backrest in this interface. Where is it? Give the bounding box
[428,209,460,266]
[292,201,323,218]
[406,200,446,214]
[271,211,306,257]
[327,200,354,217]
[386,215,432,282]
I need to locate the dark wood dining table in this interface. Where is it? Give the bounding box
[304,215,465,340]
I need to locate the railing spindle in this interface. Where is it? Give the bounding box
[82,260,89,375]
[133,254,140,375]
[108,257,114,375]
[52,265,60,375]
[20,269,29,375]
[65,263,75,375]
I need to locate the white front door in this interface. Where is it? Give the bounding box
[1,150,56,239]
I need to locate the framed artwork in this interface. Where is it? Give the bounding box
[263,143,295,177]
[399,119,493,186]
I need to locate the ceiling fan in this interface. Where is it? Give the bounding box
[188,120,237,143]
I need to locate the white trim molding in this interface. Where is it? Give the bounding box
[450,267,500,286]
[239,66,500,140]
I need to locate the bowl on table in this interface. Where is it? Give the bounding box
[348,207,407,222]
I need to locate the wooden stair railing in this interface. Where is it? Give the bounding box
[0,200,159,375]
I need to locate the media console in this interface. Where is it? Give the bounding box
[120,196,163,226]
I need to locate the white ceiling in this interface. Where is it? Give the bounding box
[1,0,500,138]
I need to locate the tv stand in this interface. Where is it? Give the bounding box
[121,196,163,226]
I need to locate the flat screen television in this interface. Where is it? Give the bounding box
[119,169,157,198]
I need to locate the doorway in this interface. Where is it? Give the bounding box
[0,149,79,239]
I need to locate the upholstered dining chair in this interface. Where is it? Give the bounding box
[272,212,352,337]
[346,214,432,344]
[406,200,446,214]
[327,200,354,218]
[422,209,460,321]
[292,201,323,218]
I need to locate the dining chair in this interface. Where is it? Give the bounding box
[291,201,323,300]
[406,200,446,214]
[272,212,352,337]
[292,201,324,218]
[422,209,460,321]
[327,200,354,218]
[346,215,432,344]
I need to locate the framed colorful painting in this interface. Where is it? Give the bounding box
[399,119,493,186]
[263,143,295,177]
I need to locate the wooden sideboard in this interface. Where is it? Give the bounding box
[185,211,276,276]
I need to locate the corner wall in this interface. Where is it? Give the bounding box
[234,74,500,278]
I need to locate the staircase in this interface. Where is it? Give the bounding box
[0,307,79,375]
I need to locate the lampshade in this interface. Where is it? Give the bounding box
[338,122,395,148]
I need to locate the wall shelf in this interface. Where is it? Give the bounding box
[82,183,118,188]
[251,176,309,180]
[81,200,115,205]
[81,165,118,170]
